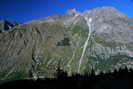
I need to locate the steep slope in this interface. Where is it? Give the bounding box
[0,7,133,80]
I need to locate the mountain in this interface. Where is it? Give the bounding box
[0,6,133,80]
[0,20,19,32]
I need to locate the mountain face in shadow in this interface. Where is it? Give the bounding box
[0,68,133,89]
[0,6,133,80]
[0,20,19,32]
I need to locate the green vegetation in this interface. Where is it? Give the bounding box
[0,72,29,80]
[6,72,28,80]
[71,24,88,37]
[72,25,82,34]
[0,72,6,79]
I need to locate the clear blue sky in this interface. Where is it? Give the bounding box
[0,0,133,22]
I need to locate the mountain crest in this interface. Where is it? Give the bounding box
[66,8,80,16]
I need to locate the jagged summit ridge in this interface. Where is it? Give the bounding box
[66,8,80,16]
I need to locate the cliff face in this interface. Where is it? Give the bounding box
[0,7,133,80]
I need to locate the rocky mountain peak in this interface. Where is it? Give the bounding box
[83,6,127,21]
[66,8,80,16]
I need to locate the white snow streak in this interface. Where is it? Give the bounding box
[78,17,92,73]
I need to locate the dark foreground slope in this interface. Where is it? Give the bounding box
[0,68,133,89]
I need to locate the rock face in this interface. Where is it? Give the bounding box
[0,7,133,80]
